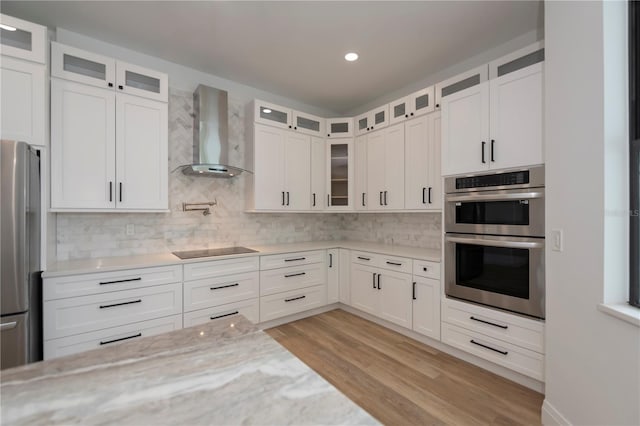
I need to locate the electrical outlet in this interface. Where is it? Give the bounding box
[126,224,135,236]
[551,229,563,252]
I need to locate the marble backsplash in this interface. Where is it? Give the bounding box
[54,89,441,261]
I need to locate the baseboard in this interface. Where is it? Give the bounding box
[541,399,571,425]
[339,304,545,393]
[258,303,340,330]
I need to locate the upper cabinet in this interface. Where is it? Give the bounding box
[253,99,325,137]
[0,14,46,64]
[50,43,169,211]
[389,86,435,125]
[326,117,353,138]
[0,15,47,146]
[355,104,389,136]
[326,138,354,210]
[51,43,168,102]
[441,42,544,176]
[405,112,441,210]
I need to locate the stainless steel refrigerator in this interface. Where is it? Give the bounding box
[0,140,42,369]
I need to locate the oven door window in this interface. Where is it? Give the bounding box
[456,244,530,299]
[456,200,529,226]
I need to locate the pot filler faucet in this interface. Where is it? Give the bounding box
[182,200,217,216]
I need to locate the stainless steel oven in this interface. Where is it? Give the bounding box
[444,166,545,319]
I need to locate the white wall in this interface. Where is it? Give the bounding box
[544,1,640,425]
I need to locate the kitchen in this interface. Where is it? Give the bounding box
[2,2,638,424]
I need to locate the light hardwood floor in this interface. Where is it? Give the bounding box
[266,309,543,425]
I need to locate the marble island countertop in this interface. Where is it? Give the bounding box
[0,315,378,425]
[42,240,441,277]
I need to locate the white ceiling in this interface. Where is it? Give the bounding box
[2,1,543,114]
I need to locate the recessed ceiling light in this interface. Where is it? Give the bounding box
[263,108,272,114]
[345,52,359,62]
[0,24,17,31]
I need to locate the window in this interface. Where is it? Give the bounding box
[629,1,640,307]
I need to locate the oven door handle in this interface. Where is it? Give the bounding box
[445,235,545,249]
[445,191,544,203]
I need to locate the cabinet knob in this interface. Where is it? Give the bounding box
[436,103,440,108]
[327,134,330,137]
[367,127,370,131]
[371,126,374,130]
[294,126,297,130]
[108,82,113,88]
[405,114,409,118]
[118,85,124,90]
[289,125,292,129]
[410,112,414,116]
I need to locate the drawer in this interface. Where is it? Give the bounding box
[441,323,544,381]
[44,314,182,360]
[260,250,325,270]
[377,253,413,274]
[260,285,327,322]
[260,263,326,296]
[183,256,259,281]
[442,298,544,353]
[351,251,379,266]
[184,272,259,313]
[413,259,441,280]
[44,283,182,339]
[43,265,182,301]
[183,298,259,327]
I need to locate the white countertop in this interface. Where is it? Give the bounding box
[42,240,441,278]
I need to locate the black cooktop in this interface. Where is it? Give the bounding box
[172,246,258,259]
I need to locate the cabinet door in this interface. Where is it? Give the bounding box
[115,93,168,210]
[327,249,339,304]
[366,131,385,209]
[116,61,168,103]
[254,100,291,130]
[51,42,116,90]
[283,131,311,210]
[0,56,45,146]
[310,137,326,210]
[404,115,429,210]
[378,270,413,328]
[370,104,389,132]
[389,96,410,125]
[326,118,353,138]
[441,81,489,176]
[51,79,116,209]
[0,14,46,64]
[355,111,370,136]
[412,278,441,340]
[411,86,435,118]
[338,249,351,305]
[293,111,325,137]
[254,123,285,209]
[326,139,353,210]
[350,264,378,315]
[383,123,405,209]
[428,113,442,210]
[489,64,543,170]
[354,135,368,210]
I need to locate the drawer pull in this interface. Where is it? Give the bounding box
[99,277,142,285]
[470,316,508,329]
[284,257,306,262]
[99,299,142,309]
[284,295,306,303]
[386,261,402,266]
[100,333,142,346]
[470,339,508,356]
[357,256,371,261]
[284,272,306,278]
[412,282,417,300]
[210,283,240,291]
[210,311,239,320]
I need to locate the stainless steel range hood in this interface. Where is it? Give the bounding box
[180,85,246,177]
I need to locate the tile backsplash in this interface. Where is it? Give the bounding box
[54,89,441,261]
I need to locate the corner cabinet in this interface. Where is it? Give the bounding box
[326,139,354,210]
[50,43,168,212]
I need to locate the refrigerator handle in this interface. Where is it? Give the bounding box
[0,321,18,331]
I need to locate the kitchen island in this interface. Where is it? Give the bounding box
[0,315,377,425]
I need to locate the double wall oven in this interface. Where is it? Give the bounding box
[444,166,545,319]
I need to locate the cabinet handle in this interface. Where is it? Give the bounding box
[481,142,486,164]
[357,256,371,261]
[285,295,306,303]
[99,299,141,309]
[282,191,285,206]
[119,182,123,202]
[210,283,239,291]
[470,339,508,356]
[100,333,141,346]
[491,139,495,162]
[362,192,365,207]
[99,277,141,285]
[312,193,316,207]
[469,316,509,329]
[412,282,417,300]
[384,191,388,206]
[377,274,381,290]
[284,257,306,262]
[210,311,239,320]
[109,181,113,202]
[428,187,432,204]
[422,187,426,204]
[329,253,333,268]
[379,191,383,206]
[284,272,306,278]
[327,194,330,206]
[386,261,402,266]
[372,273,377,289]
[108,82,114,88]
[286,191,290,206]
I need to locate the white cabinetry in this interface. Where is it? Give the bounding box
[441,43,544,176]
[326,117,353,138]
[355,104,389,136]
[411,260,441,340]
[404,112,441,210]
[310,137,326,210]
[327,249,339,304]
[389,86,435,125]
[253,99,325,137]
[0,14,47,147]
[50,42,168,211]
[326,138,354,210]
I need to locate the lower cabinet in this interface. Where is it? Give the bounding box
[183,298,259,327]
[260,285,327,322]
[327,249,339,304]
[411,277,441,340]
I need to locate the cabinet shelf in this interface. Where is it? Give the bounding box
[331,178,348,182]
[331,156,348,160]
[331,196,349,199]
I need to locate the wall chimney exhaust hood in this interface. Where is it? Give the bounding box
[180,85,247,178]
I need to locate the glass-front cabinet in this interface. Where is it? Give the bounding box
[326,117,353,138]
[0,14,46,64]
[326,139,354,210]
[389,86,435,125]
[253,99,292,130]
[355,104,389,136]
[293,111,325,137]
[52,42,116,90]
